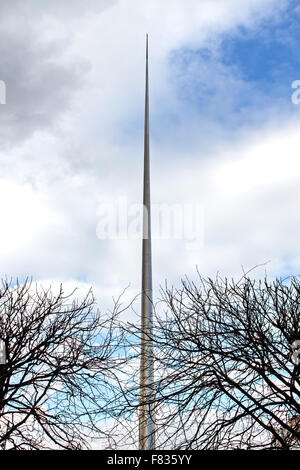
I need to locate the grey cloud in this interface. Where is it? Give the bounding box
[0,0,117,149]
[0,31,88,148]
[0,0,117,20]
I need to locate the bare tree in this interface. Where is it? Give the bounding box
[124,274,300,450]
[0,278,125,450]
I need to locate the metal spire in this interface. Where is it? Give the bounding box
[139,33,155,450]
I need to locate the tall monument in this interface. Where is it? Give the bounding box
[139,34,155,450]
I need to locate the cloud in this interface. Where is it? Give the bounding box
[0,0,298,315]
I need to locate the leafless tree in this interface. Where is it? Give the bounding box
[0,278,125,450]
[124,274,300,450]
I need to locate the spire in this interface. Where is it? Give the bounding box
[139,33,155,450]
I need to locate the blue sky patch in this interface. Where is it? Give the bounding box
[168,1,300,130]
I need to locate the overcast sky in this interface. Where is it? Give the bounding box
[1,0,300,311]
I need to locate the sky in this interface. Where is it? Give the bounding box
[1,0,300,313]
